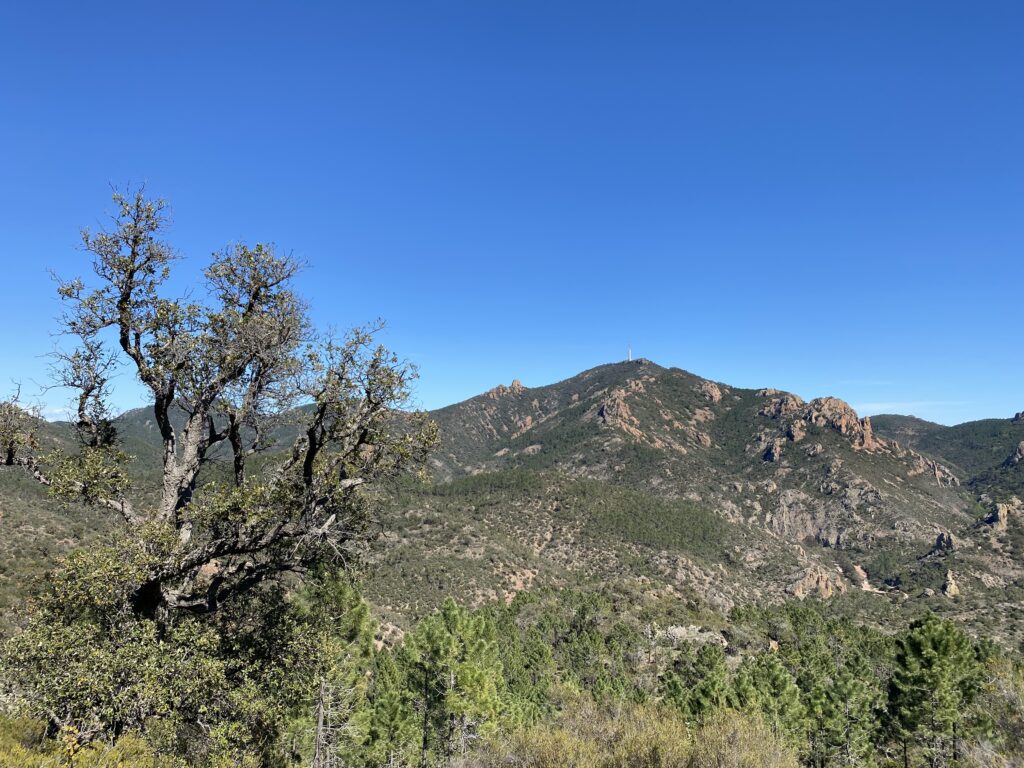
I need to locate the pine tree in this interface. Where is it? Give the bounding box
[661,642,732,723]
[889,614,985,768]
[298,573,379,767]
[404,599,504,767]
[360,652,419,768]
[732,652,807,749]
[831,653,883,768]
[689,643,732,720]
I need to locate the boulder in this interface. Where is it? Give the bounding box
[698,380,723,404]
[942,569,960,598]
[986,497,1022,533]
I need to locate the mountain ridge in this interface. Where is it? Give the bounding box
[3,359,1023,643]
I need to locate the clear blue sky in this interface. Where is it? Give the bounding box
[1,2,1021,425]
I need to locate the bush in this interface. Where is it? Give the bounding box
[463,698,690,768]
[686,710,799,768]
[0,717,182,768]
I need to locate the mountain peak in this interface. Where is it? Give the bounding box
[486,379,525,399]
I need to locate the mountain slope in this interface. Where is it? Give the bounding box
[365,361,1024,644]
[873,412,1024,497]
[3,360,1023,644]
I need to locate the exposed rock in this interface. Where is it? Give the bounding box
[487,379,525,399]
[512,414,534,437]
[766,489,830,541]
[692,407,715,423]
[597,389,642,437]
[986,497,1022,533]
[787,565,848,600]
[906,451,961,487]
[816,527,842,548]
[662,624,727,648]
[760,394,806,419]
[1005,441,1024,468]
[851,564,884,593]
[942,569,960,598]
[806,443,824,457]
[788,421,807,442]
[801,397,885,451]
[1013,411,1024,423]
[698,381,723,403]
[764,438,785,463]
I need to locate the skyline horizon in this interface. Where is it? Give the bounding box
[20,352,1014,429]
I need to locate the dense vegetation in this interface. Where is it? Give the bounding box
[2,578,1022,767]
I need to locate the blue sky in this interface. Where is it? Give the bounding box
[1,2,1021,425]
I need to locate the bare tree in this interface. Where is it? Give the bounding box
[30,188,436,619]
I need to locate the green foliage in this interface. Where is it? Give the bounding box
[402,598,505,766]
[731,652,806,749]
[43,446,132,508]
[661,643,731,723]
[889,613,987,767]
[0,396,38,466]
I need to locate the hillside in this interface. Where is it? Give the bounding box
[873,411,1024,497]
[359,361,1024,641]
[3,360,1024,644]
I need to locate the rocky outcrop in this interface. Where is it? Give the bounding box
[661,625,727,648]
[698,381,723,404]
[764,438,785,463]
[802,398,884,451]
[759,394,892,452]
[1013,411,1023,423]
[787,565,848,599]
[942,569,960,598]
[986,497,1022,533]
[597,389,643,438]
[760,393,806,419]
[1005,441,1024,468]
[906,451,960,487]
[766,489,831,541]
[486,379,525,399]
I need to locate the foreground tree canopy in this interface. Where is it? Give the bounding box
[47,189,437,617]
[0,189,437,756]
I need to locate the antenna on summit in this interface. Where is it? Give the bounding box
[628,345,632,362]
